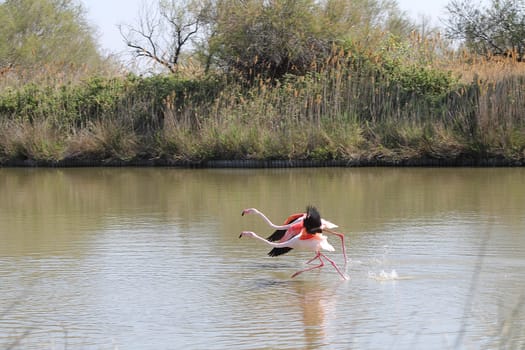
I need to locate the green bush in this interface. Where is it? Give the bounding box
[0,74,223,128]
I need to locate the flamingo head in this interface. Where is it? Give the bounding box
[304,206,323,234]
[239,231,256,239]
[241,208,258,216]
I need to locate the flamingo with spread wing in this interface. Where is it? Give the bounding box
[239,206,348,279]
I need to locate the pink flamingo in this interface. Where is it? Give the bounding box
[239,206,348,279]
[241,206,347,263]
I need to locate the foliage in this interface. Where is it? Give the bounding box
[122,0,413,79]
[209,0,329,80]
[208,0,414,80]
[0,77,127,128]
[444,0,525,60]
[378,39,458,98]
[0,0,102,70]
[2,48,525,164]
[0,74,224,131]
[0,0,524,165]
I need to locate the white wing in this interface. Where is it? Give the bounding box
[321,219,338,229]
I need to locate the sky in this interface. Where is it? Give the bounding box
[82,0,454,57]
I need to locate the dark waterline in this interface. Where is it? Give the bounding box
[2,156,524,168]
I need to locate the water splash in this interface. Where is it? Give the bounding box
[368,269,399,281]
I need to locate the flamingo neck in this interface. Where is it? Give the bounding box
[252,209,295,230]
[244,231,297,248]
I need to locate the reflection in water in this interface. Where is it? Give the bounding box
[238,277,341,349]
[0,167,524,349]
[294,280,337,348]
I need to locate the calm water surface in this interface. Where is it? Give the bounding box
[0,167,524,349]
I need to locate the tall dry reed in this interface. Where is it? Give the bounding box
[1,42,524,164]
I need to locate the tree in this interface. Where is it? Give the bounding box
[208,0,326,79]
[444,0,525,60]
[121,0,413,78]
[208,0,413,80]
[0,0,102,70]
[120,0,207,74]
[321,0,414,43]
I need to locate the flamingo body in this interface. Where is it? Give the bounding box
[266,213,304,256]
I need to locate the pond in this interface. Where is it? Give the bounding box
[1,167,524,349]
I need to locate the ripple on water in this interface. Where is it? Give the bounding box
[2,168,525,349]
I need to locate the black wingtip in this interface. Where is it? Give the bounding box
[268,247,293,257]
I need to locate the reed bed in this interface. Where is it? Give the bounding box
[0,47,524,165]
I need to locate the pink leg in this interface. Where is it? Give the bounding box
[326,229,347,264]
[320,253,348,280]
[305,254,320,265]
[291,253,324,278]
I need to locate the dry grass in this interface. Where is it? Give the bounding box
[0,119,65,162]
[1,39,525,165]
[449,53,525,83]
[64,118,141,161]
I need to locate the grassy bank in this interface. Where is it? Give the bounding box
[1,50,525,166]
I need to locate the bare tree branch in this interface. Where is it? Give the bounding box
[120,0,205,73]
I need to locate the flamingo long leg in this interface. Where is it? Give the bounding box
[305,254,320,265]
[291,253,324,278]
[319,253,348,280]
[324,229,347,264]
[292,253,348,280]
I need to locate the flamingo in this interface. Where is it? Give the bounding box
[239,206,348,279]
[241,207,347,263]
